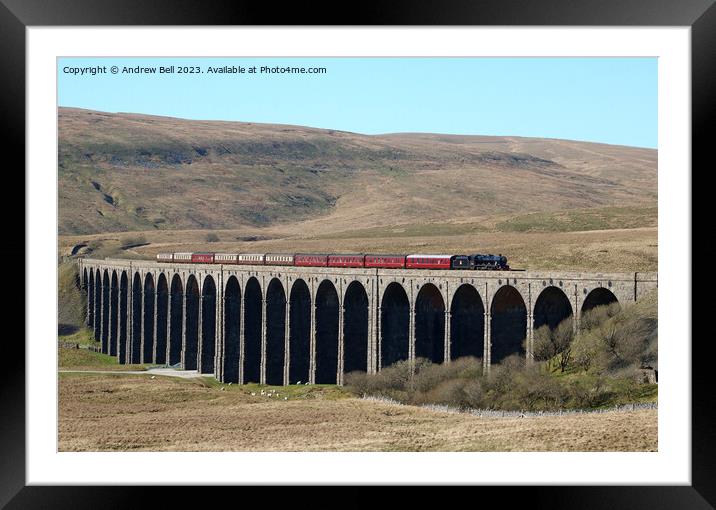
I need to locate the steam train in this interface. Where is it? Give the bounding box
[156,252,510,270]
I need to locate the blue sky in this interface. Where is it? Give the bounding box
[58,57,657,148]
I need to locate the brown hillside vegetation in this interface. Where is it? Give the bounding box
[58,107,657,236]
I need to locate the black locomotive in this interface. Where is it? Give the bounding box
[451,253,509,270]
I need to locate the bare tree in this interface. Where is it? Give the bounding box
[533,318,574,372]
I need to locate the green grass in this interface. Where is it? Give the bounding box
[58,346,153,371]
[58,327,99,348]
[58,261,86,329]
[197,377,351,400]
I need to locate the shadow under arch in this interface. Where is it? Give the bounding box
[101,269,110,352]
[490,285,527,363]
[315,280,339,384]
[200,275,217,374]
[223,276,241,383]
[582,287,619,313]
[243,277,262,383]
[155,273,168,365]
[289,279,311,384]
[344,281,368,374]
[380,282,409,369]
[109,271,118,356]
[534,286,573,330]
[168,274,184,366]
[143,273,155,363]
[118,271,128,364]
[184,275,200,370]
[131,272,142,364]
[450,284,485,360]
[94,269,102,342]
[87,270,95,330]
[266,278,286,385]
[415,283,445,364]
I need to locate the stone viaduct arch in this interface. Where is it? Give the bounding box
[582,287,620,313]
[315,279,339,384]
[243,276,262,383]
[131,272,142,363]
[533,285,574,331]
[343,281,369,375]
[142,273,155,364]
[169,274,184,366]
[288,278,311,384]
[93,269,101,342]
[77,259,656,385]
[119,271,128,364]
[156,273,169,365]
[200,275,217,374]
[265,278,286,385]
[184,275,200,370]
[490,285,527,363]
[449,283,485,361]
[415,283,446,364]
[109,271,118,357]
[380,281,410,370]
[222,275,241,383]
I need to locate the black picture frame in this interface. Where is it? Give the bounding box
[5,0,711,506]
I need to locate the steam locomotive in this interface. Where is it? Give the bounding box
[156,252,510,270]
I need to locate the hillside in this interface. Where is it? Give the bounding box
[58,107,657,236]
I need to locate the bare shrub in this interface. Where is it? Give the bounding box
[120,234,147,248]
[579,302,621,331]
[415,379,471,408]
[344,371,370,396]
[534,317,574,372]
[205,233,220,242]
[345,294,657,411]
[516,367,568,410]
[412,356,482,393]
[571,330,603,372]
[567,375,610,408]
[462,379,486,408]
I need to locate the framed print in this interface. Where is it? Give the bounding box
[7,0,713,506]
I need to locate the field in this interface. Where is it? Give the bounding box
[58,371,657,452]
[59,206,657,272]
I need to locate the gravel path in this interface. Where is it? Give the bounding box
[58,368,207,379]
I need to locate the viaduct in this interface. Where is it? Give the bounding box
[77,258,657,385]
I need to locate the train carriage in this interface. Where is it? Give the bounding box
[173,252,193,263]
[191,253,215,264]
[294,254,329,267]
[327,254,365,268]
[406,254,452,270]
[156,253,173,263]
[214,253,239,264]
[364,254,406,269]
[237,253,265,265]
[265,253,295,266]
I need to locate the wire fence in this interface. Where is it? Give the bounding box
[360,395,657,417]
